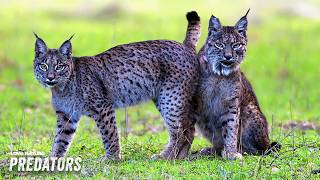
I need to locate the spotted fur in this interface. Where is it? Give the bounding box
[33,11,200,160]
[194,10,279,160]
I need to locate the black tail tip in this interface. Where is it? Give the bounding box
[186,11,200,23]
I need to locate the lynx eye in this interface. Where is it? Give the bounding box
[232,43,242,50]
[55,64,66,72]
[214,42,225,49]
[39,63,48,71]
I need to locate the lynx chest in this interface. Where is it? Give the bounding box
[199,74,240,121]
[51,89,83,120]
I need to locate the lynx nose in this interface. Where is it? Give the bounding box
[47,73,55,81]
[224,53,232,60]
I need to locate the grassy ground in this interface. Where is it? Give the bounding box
[0,0,320,179]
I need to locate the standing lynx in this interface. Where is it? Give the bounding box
[194,10,279,160]
[33,11,201,160]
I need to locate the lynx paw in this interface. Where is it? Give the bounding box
[222,151,243,160]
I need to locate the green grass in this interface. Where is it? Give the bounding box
[0,0,320,179]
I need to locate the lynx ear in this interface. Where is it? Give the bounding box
[235,9,250,37]
[208,15,222,36]
[34,32,48,58]
[59,35,74,59]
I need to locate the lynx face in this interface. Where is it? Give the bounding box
[204,13,248,76]
[33,35,74,88]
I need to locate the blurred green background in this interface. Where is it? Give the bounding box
[0,0,319,178]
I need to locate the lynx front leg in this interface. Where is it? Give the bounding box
[51,111,79,157]
[221,97,242,160]
[90,103,120,160]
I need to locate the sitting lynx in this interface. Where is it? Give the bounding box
[194,10,279,160]
[33,11,201,160]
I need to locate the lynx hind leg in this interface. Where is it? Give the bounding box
[155,84,195,160]
[240,113,270,155]
[89,101,121,160]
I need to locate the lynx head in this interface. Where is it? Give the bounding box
[33,34,74,88]
[203,9,249,76]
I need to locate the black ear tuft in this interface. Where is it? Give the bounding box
[235,9,250,37]
[245,8,250,17]
[33,32,40,39]
[208,15,222,36]
[67,34,75,41]
[34,32,48,58]
[59,35,74,59]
